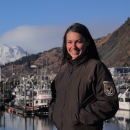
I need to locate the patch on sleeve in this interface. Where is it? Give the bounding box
[103,81,115,96]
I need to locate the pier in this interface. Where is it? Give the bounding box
[4,103,49,117]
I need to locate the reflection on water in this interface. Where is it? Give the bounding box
[0,110,130,130]
[0,111,57,130]
[104,110,130,130]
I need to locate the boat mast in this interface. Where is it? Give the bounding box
[0,67,1,82]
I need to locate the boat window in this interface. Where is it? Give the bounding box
[125,98,130,102]
[119,86,126,89]
[34,92,37,96]
[41,100,43,103]
[36,101,38,104]
[118,98,124,102]
[125,118,130,122]
[118,117,124,121]
[125,92,130,97]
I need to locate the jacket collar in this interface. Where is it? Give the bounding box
[66,54,90,66]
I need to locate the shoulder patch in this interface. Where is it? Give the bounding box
[103,81,115,96]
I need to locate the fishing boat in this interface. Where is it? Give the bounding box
[8,73,52,115]
[28,87,52,113]
[118,87,130,110]
[5,60,52,115]
[10,84,51,111]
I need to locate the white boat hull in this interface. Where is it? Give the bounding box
[119,102,130,110]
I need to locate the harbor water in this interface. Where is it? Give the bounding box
[0,110,130,130]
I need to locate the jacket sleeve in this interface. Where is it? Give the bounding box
[48,80,56,120]
[79,62,119,125]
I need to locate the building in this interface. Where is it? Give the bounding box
[108,67,130,76]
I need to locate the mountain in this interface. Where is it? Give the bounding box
[1,17,130,78]
[0,43,27,65]
[96,17,130,67]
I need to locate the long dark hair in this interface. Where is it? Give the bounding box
[61,23,101,65]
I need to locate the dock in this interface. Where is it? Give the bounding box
[4,103,36,116]
[4,103,49,116]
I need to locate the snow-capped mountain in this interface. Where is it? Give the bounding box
[0,43,27,65]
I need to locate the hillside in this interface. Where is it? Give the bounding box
[1,17,130,78]
[97,17,130,67]
[1,48,62,78]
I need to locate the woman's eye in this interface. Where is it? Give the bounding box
[77,40,82,43]
[67,41,71,44]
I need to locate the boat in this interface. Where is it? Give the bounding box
[2,61,52,115]
[118,87,130,110]
[8,73,52,115]
[111,71,130,113]
[9,84,51,110]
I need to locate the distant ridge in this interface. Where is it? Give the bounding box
[1,17,130,78]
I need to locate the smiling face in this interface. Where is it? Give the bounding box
[66,31,88,60]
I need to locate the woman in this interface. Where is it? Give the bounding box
[49,23,119,130]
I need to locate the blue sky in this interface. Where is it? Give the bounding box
[0,0,130,54]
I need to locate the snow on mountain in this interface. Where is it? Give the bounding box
[0,43,27,65]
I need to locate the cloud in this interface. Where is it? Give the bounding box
[0,21,121,54]
[0,25,66,54]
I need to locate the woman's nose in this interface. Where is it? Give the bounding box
[71,43,76,48]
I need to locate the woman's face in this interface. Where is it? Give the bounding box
[66,31,87,60]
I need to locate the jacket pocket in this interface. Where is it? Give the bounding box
[78,94,96,125]
[78,108,88,125]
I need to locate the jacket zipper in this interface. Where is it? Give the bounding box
[61,66,72,130]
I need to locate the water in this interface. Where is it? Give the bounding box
[0,110,130,130]
[0,111,57,130]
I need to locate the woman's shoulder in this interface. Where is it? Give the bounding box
[54,63,68,81]
[87,59,103,66]
[85,59,107,70]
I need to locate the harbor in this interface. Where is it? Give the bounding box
[0,67,130,130]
